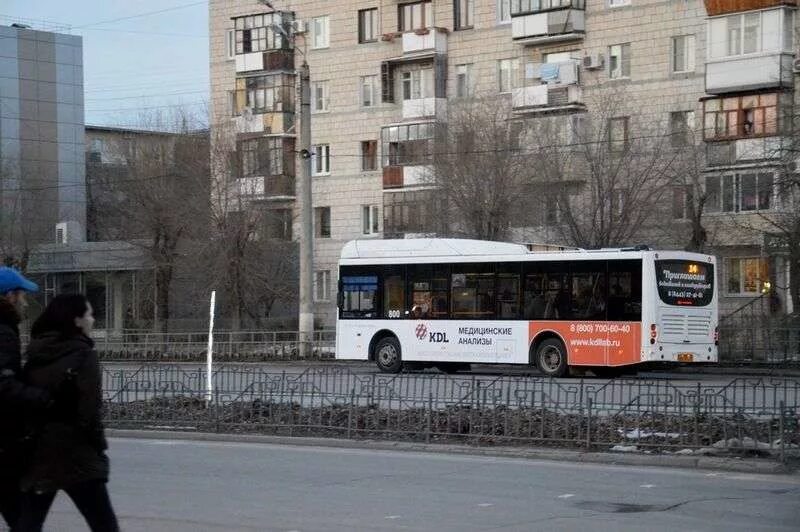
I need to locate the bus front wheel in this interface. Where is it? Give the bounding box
[535,338,568,378]
[374,337,402,373]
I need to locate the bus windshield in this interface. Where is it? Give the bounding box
[655,260,714,307]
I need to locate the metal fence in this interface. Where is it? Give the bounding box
[103,366,800,461]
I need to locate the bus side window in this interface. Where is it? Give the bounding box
[608,259,642,321]
[341,275,378,318]
[451,263,495,320]
[408,264,449,319]
[383,267,405,319]
[524,261,568,320]
[570,261,607,321]
[496,262,521,319]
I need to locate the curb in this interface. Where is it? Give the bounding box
[106,429,795,475]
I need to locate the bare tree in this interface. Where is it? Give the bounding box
[428,97,536,240]
[0,157,52,269]
[528,86,680,249]
[88,109,210,331]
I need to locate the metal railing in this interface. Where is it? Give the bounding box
[103,366,800,461]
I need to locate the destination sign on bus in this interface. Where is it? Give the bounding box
[655,260,713,307]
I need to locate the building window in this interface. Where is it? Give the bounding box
[498,0,511,24]
[703,93,779,141]
[608,117,629,152]
[314,207,331,238]
[314,270,332,301]
[456,63,473,98]
[498,58,519,93]
[234,13,287,53]
[669,110,695,147]
[708,9,794,60]
[608,0,631,7]
[360,76,376,107]
[726,257,769,295]
[383,189,436,237]
[401,68,434,100]
[225,29,236,60]
[671,186,692,220]
[455,0,474,30]
[399,1,433,32]
[264,208,293,240]
[312,16,330,49]
[361,140,378,171]
[233,74,295,116]
[705,173,774,213]
[608,43,631,79]
[312,144,330,176]
[358,8,378,43]
[311,81,330,112]
[362,205,380,235]
[238,138,285,177]
[672,35,695,73]
[381,122,435,167]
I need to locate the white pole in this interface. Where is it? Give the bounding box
[206,290,216,406]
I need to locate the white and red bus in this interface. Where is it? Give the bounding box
[335,239,718,377]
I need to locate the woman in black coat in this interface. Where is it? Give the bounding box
[18,294,119,532]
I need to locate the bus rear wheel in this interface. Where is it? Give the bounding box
[374,337,402,373]
[536,338,568,378]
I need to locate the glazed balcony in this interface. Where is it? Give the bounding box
[511,0,585,45]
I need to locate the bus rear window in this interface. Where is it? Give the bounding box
[655,260,714,307]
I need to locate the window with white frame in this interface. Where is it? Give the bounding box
[671,186,692,220]
[314,270,332,301]
[314,207,331,238]
[401,68,434,100]
[725,257,769,295]
[361,140,378,171]
[312,144,331,175]
[362,205,380,235]
[708,9,794,60]
[455,0,474,30]
[456,63,473,98]
[705,172,774,213]
[360,76,376,107]
[608,43,631,79]
[672,35,695,73]
[225,29,235,60]
[233,13,287,53]
[312,15,330,49]
[498,0,511,23]
[608,116,629,152]
[312,81,330,112]
[498,58,519,93]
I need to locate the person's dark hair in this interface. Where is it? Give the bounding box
[30,294,90,338]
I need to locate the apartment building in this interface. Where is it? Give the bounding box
[210,0,798,325]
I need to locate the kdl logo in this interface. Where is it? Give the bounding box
[428,331,449,343]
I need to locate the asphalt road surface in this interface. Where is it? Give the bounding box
[39,438,799,532]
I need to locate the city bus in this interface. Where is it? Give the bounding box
[335,239,718,377]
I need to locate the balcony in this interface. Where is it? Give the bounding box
[511,0,585,45]
[232,111,294,135]
[513,60,583,112]
[382,165,431,189]
[238,174,295,199]
[400,27,448,55]
[402,98,446,120]
[235,49,294,74]
[704,0,796,16]
[705,53,793,94]
[706,137,783,166]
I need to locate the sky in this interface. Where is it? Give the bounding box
[2,0,209,128]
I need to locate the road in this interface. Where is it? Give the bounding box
[100,362,800,416]
[41,438,800,531]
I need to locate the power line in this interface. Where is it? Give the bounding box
[86,90,208,102]
[71,1,207,29]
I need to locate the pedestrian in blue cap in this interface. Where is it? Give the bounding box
[0,267,52,531]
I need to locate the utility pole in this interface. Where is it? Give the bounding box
[297,60,314,358]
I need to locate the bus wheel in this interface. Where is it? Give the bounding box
[375,337,402,373]
[536,338,568,378]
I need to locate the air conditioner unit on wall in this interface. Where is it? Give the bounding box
[291,19,307,35]
[582,53,604,70]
